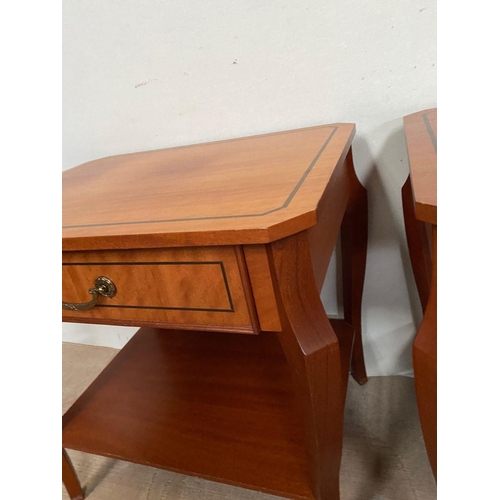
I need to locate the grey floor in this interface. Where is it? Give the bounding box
[63,342,437,500]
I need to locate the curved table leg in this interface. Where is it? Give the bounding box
[63,449,84,500]
[402,175,432,310]
[269,232,353,500]
[341,148,368,385]
[413,226,437,478]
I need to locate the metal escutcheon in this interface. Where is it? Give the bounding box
[62,276,116,311]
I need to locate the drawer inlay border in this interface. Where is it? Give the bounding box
[63,261,235,313]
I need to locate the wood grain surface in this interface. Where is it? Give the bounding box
[268,232,353,500]
[63,124,355,251]
[339,148,369,385]
[62,246,255,334]
[63,342,438,500]
[62,124,368,500]
[402,109,437,479]
[402,176,432,309]
[63,327,313,499]
[305,146,368,385]
[243,245,282,331]
[62,449,83,500]
[413,226,437,478]
[403,109,437,225]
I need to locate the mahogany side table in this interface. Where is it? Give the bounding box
[401,109,437,478]
[62,124,369,500]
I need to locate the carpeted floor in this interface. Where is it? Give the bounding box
[62,342,436,500]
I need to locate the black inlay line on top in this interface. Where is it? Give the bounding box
[62,261,235,313]
[423,112,437,152]
[63,126,339,229]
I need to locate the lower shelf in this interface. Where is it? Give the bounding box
[63,327,313,499]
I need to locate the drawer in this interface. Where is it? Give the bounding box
[62,246,258,334]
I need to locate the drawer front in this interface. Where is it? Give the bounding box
[62,247,257,334]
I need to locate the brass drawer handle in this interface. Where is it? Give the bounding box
[62,276,116,311]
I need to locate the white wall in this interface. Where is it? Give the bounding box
[62,0,436,376]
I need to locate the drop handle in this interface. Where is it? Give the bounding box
[62,276,116,311]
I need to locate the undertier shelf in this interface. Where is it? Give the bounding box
[63,327,314,499]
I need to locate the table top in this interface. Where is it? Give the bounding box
[63,124,355,251]
[403,108,437,225]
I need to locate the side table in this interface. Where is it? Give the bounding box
[62,124,369,500]
[401,109,437,478]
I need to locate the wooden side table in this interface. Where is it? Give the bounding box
[401,109,437,478]
[62,124,369,500]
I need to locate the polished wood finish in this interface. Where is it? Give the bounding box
[243,245,282,331]
[402,176,432,309]
[63,124,355,251]
[62,449,83,500]
[413,226,437,478]
[64,327,311,499]
[63,322,355,500]
[307,141,350,292]
[329,318,355,401]
[403,109,437,225]
[305,147,368,385]
[268,232,351,500]
[234,246,262,333]
[340,148,369,385]
[63,125,368,500]
[62,246,256,334]
[402,108,437,478]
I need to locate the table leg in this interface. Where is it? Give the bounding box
[402,175,432,309]
[63,449,84,500]
[413,226,437,478]
[269,231,353,500]
[341,147,368,385]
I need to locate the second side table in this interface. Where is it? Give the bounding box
[402,108,437,478]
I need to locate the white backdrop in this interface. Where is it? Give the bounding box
[62,0,436,377]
